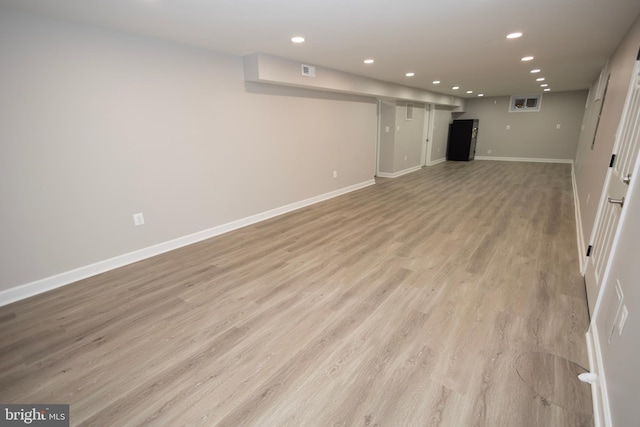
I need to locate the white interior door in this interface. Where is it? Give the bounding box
[589,155,640,426]
[585,57,640,316]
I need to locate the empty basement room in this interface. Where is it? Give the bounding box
[1,2,640,426]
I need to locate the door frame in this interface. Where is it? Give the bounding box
[421,104,435,166]
[375,99,382,176]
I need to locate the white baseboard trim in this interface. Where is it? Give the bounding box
[571,163,587,273]
[475,156,574,164]
[586,326,611,427]
[0,179,376,307]
[377,165,422,178]
[427,157,446,166]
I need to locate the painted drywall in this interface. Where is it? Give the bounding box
[244,53,466,109]
[394,102,425,173]
[377,101,425,176]
[456,91,587,160]
[431,107,453,163]
[378,101,396,174]
[0,9,377,296]
[574,14,640,427]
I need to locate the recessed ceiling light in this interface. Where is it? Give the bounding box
[405,72,415,77]
[363,59,374,64]
[536,77,545,82]
[466,90,473,94]
[291,36,305,43]
[478,94,484,97]
[521,56,534,61]
[452,86,460,90]
[432,80,441,84]
[544,88,551,92]
[506,32,523,39]
[530,69,541,73]
[540,84,549,87]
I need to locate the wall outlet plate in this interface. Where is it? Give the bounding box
[133,212,145,226]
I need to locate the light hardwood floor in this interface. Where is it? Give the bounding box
[0,161,593,426]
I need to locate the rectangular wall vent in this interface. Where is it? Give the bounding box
[301,64,316,77]
[509,94,542,112]
[406,103,414,120]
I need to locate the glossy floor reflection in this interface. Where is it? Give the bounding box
[516,351,592,416]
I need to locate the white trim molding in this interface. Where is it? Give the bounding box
[475,156,573,164]
[0,179,375,307]
[572,163,586,272]
[427,157,446,166]
[586,326,611,427]
[377,165,422,178]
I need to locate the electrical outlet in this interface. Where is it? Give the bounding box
[556,124,561,129]
[404,155,407,161]
[333,171,338,178]
[133,212,145,226]
[506,125,510,130]
[487,149,492,154]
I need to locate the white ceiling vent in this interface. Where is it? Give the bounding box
[301,64,316,77]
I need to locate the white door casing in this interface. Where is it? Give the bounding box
[421,104,432,166]
[375,99,381,176]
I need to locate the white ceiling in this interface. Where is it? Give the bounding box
[2,0,640,98]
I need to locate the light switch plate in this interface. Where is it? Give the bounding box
[133,212,145,226]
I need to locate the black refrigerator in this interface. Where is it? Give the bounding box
[447,119,479,161]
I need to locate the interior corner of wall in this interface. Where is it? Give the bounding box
[242,53,260,82]
[452,99,467,113]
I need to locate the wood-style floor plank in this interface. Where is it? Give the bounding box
[0,161,592,426]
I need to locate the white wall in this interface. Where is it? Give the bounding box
[378,101,396,174]
[457,91,587,161]
[0,9,377,298]
[431,107,453,162]
[377,101,425,177]
[393,102,425,173]
[244,53,466,108]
